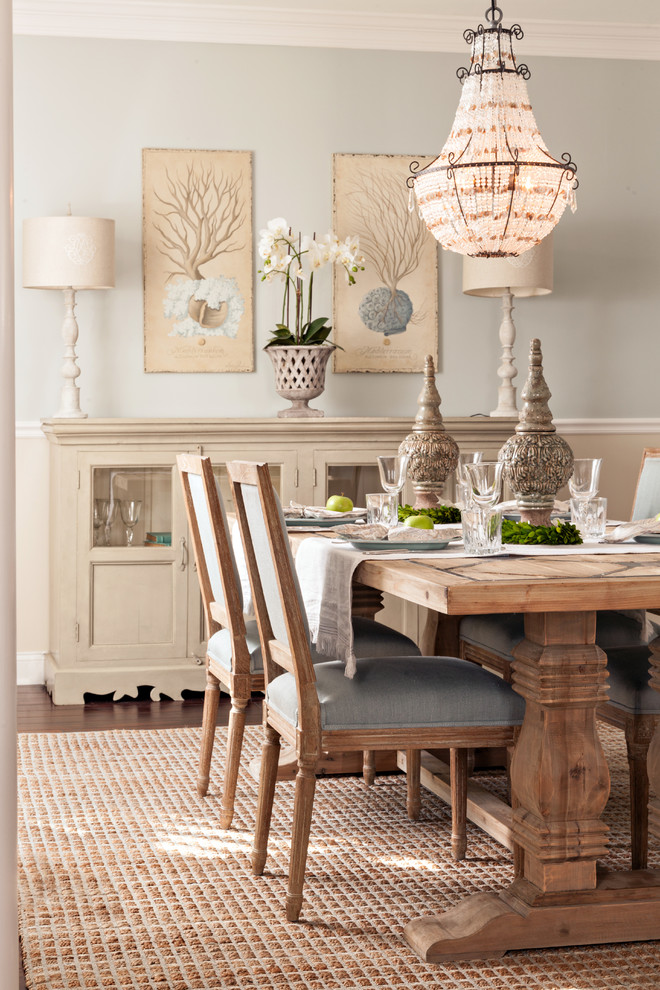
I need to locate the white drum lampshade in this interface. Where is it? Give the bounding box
[462,233,553,417]
[23,215,115,418]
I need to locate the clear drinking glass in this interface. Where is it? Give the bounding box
[377,454,409,506]
[464,460,504,509]
[569,458,602,501]
[461,508,503,555]
[119,499,142,546]
[95,498,117,547]
[571,496,607,542]
[366,492,398,527]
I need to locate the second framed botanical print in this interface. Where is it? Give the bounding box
[143,148,253,373]
[332,153,438,374]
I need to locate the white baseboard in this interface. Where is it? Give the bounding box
[17,652,46,686]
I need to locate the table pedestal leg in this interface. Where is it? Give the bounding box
[403,611,660,962]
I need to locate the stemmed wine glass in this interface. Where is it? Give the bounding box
[119,499,142,546]
[464,460,504,509]
[456,451,483,506]
[95,498,116,547]
[93,499,104,546]
[569,458,602,501]
[377,454,409,505]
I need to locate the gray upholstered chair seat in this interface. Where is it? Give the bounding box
[606,647,660,715]
[266,656,525,731]
[209,615,421,674]
[460,610,658,659]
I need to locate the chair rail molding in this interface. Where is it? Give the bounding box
[15,418,660,439]
[13,2,660,61]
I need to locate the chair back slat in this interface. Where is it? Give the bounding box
[177,453,246,648]
[228,461,320,730]
[632,448,660,520]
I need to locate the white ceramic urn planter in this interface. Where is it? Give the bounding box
[266,344,335,418]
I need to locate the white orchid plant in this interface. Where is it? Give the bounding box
[258,217,365,347]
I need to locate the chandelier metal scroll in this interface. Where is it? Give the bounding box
[408,0,578,258]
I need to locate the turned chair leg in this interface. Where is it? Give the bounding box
[406,749,421,820]
[197,668,220,797]
[287,759,317,923]
[220,695,249,829]
[252,724,281,877]
[450,748,468,861]
[363,750,375,786]
[625,714,657,870]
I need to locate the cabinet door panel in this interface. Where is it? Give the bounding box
[92,562,174,646]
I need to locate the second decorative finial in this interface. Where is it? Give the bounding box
[498,338,573,526]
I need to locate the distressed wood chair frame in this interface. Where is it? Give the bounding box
[228,459,521,921]
[177,453,261,827]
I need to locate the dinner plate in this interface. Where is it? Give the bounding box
[285,517,360,528]
[338,537,450,551]
[634,533,660,545]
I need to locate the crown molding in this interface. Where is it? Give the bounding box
[555,419,660,435]
[12,2,660,61]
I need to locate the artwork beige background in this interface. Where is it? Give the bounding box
[143,148,253,373]
[332,153,438,374]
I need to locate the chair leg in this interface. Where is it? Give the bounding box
[363,750,375,786]
[219,695,249,829]
[252,724,281,877]
[197,668,220,797]
[625,714,656,870]
[406,749,421,820]
[287,759,317,922]
[450,748,468,861]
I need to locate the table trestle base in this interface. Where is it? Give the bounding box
[404,869,660,962]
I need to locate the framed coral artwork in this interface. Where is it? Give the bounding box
[143,148,253,372]
[332,153,438,373]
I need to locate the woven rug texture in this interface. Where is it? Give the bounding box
[18,723,660,990]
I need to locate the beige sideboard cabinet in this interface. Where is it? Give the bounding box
[42,417,516,704]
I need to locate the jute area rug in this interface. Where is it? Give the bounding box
[18,724,660,990]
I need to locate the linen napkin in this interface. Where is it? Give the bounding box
[283,500,366,520]
[295,536,363,678]
[604,515,660,543]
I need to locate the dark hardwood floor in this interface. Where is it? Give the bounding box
[17,684,263,988]
[17,683,263,733]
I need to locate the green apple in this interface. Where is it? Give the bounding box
[326,493,354,512]
[404,514,434,530]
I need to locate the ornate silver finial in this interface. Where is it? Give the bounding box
[398,355,459,508]
[499,338,573,525]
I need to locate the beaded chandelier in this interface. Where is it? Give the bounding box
[408,1,578,258]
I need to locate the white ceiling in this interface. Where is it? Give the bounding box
[12,1,660,59]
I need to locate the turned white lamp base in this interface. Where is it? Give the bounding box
[55,287,87,419]
[490,288,518,418]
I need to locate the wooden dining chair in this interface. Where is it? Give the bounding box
[227,459,526,922]
[178,453,422,825]
[459,446,660,869]
[178,453,262,827]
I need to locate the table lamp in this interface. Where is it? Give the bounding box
[462,233,553,418]
[23,214,115,418]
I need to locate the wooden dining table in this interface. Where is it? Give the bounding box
[290,533,660,962]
